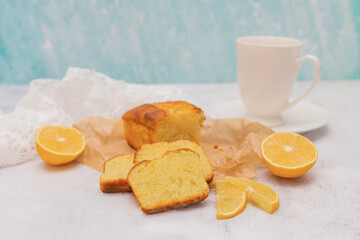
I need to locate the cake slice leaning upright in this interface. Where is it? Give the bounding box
[127,149,209,214]
[134,140,214,183]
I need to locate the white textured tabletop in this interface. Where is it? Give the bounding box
[1,81,360,240]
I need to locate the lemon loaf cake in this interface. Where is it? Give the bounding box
[122,101,205,149]
[127,149,209,214]
[100,154,134,192]
[134,140,214,183]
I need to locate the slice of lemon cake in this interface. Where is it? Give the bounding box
[127,149,209,214]
[134,140,214,183]
[100,154,134,192]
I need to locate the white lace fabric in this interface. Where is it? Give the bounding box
[0,68,186,167]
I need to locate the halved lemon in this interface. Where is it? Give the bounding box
[226,176,279,213]
[215,180,247,219]
[35,125,86,165]
[261,132,318,178]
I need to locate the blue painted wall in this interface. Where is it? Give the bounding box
[1,0,359,84]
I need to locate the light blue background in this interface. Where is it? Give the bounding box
[1,0,360,84]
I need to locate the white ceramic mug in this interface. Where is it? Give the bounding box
[236,36,321,126]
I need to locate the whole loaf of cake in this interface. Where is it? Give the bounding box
[122,101,205,149]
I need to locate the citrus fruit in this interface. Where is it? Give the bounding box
[215,179,247,219]
[35,125,86,165]
[261,132,318,178]
[226,176,279,213]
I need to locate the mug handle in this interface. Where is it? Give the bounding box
[283,55,321,110]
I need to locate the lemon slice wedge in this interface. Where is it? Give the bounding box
[215,180,247,219]
[226,177,279,214]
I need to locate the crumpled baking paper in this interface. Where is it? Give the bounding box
[200,118,274,179]
[0,68,186,167]
[73,117,273,180]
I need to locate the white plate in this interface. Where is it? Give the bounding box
[210,100,330,133]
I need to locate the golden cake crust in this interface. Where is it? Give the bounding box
[122,101,205,149]
[100,178,131,193]
[122,103,168,128]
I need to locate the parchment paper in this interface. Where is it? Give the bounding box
[73,117,273,180]
[200,119,273,180]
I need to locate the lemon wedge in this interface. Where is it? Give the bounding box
[215,180,247,219]
[226,176,279,214]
